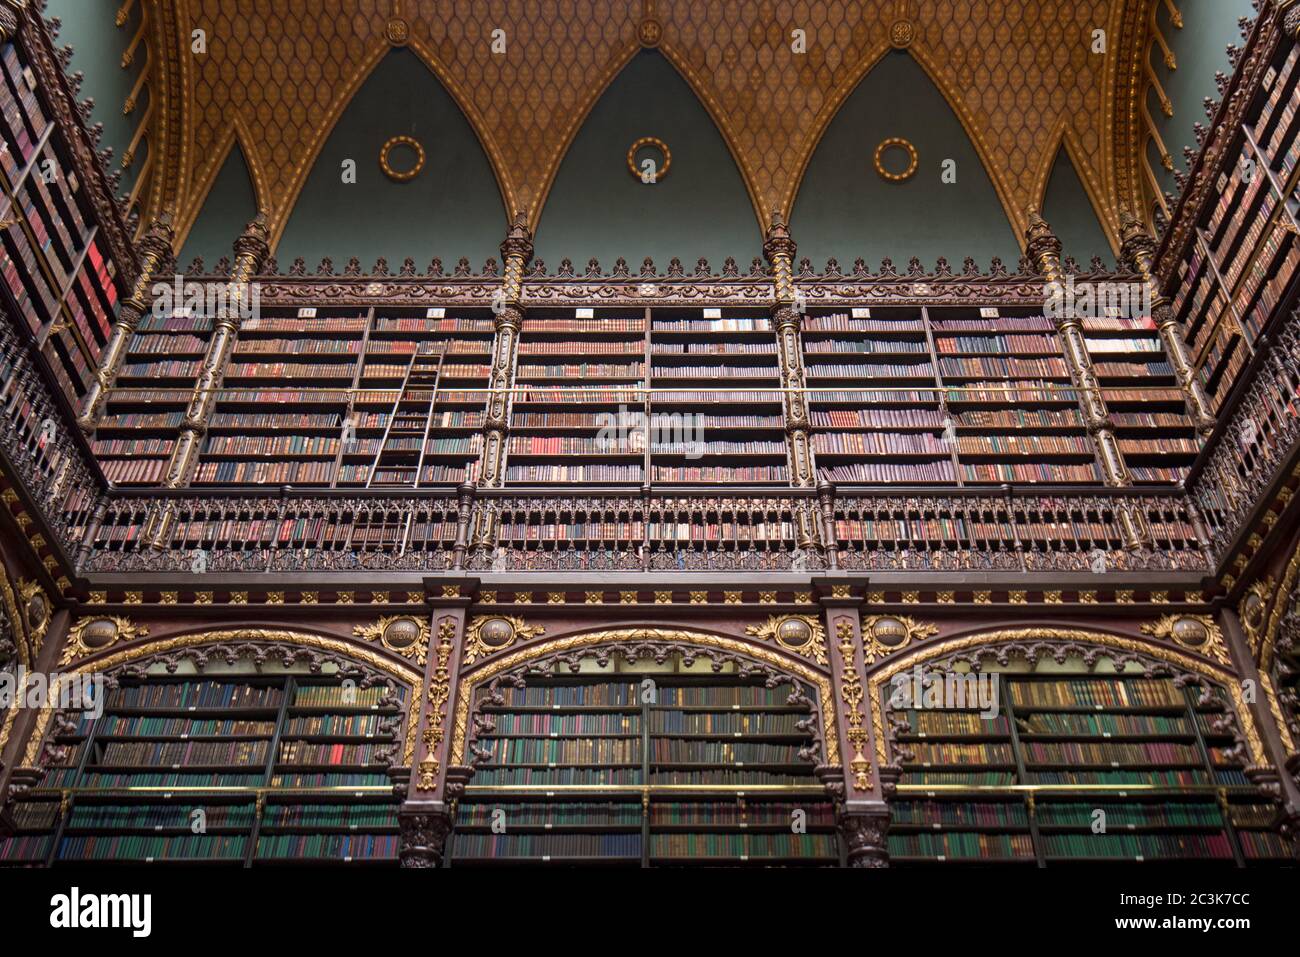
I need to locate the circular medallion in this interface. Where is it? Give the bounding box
[638,18,663,47]
[775,617,813,650]
[1169,616,1209,647]
[380,135,425,182]
[81,618,119,649]
[381,617,422,650]
[889,19,915,49]
[874,137,918,183]
[386,17,409,46]
[627,136,672,182]
[26,592,48,629]
[870,616,909,647]
[477,617,517,648]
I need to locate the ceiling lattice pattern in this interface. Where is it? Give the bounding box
[148,1,1149,252]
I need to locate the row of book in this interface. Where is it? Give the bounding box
[277,742,386,766]
[97,741,270,767]
[1008,679,1185,709]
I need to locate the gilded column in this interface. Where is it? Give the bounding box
[160,213,270,490]
[77,212,176,433]
[476,213,531,489]
[1118,211,1215,435]
[764,213,818,491]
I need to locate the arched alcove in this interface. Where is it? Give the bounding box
[533,50,761,268]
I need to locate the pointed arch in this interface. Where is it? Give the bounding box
[174,127,261,267]
[655,42,781,234]
[266,38,518,252]
[533,49,763,265]
[790,48,1021,266]
[1032,122,1122,258]
[521,39,645,229]
[274,47,507,267]
[783,43,1024,246]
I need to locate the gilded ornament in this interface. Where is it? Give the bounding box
[1141,614,1230,666]
[861,615,938,664]
[60,616,148,665]
[379,135,425,182]
[354,615,430,666]
[627,136,672,182]
[463,615,546,664]
[745,615,828,665]
[873,137,918,183]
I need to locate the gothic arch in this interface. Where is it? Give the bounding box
[865,625,1263,768]
[784,43,1024,245]
[173,119,266,261]
[1033,121,1122,256]
[451,625,836,768]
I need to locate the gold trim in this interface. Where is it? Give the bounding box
[60,616,149,666]
[873,136,918,183]
[867,628,1262,767]
[416,617,456,791]
[1139,613,1230,666]
[745,615,828,665]
[24,629,422,767]
[353,615,430,666]
[626,135,671,182]
[462,615,544,666]
[452,628,836,767]
[835,618,871,792]
[379,134,425,182]
[861,614,938,664]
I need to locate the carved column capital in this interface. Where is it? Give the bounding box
[838,806,891,868]
[231,212,271,277]
[1283,2,1300,41]
[397,807,454,868]
[762,209,797,265]
[1023,208,1062,277]
[1117,208,1158,275]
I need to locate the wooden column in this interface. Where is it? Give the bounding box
[77,212,176,433]
[764,213,817,490]
[142,215,269,549]
[818,581,892,867]
[159,213,270,490]
[1026,211,1150,549]
[398,581,470,867]
[1118,210,1215,435]
[476,213,531,489]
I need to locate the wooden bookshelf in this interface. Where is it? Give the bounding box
[1169,36,1300,413]
[0,675,404,867]
[886,672,1289,866]
[450,664,840,867]
[0,37,121,407]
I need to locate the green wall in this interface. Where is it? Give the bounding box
[1147,0,1257,197]
[792,50,1020,270]
[178,142,257,268]
[1041,148,1114,268]
[534,50,760,269]
[43,0,145,202]
[275,49,505,269]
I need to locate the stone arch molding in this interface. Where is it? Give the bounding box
[19,627,424,770]
[451,625,838,769]
[865,625,1264,768]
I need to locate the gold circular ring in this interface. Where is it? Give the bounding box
[627,136,672,182]
[874,137,918,183]
[380,135,425,182]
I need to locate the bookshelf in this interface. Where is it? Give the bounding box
[885,670,1290,866]
[0,36,121,406]
[450,659,840,867]
[647,307,788,485]
[1169,36,1300,413]
[506,309,647,485]
[0,674,404,866]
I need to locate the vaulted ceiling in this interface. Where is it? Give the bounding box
[52,0,1250,259]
